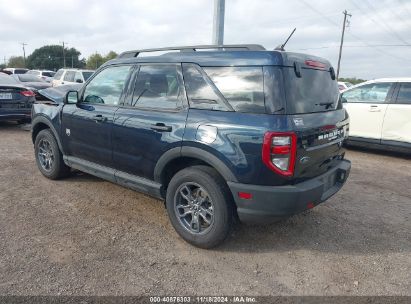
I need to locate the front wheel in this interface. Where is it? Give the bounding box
[166,166,234,249]
[34,129,70,180]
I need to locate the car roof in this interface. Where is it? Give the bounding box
[58,69,94,72]
[108,50,284,67]
[369,77,411,83]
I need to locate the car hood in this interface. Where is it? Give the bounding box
[37,84,82,104]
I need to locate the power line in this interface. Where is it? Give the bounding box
[362,0,410,45]
[292,44,411,51]
[298,0,410,62]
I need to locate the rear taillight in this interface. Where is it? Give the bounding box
[20,90,35,97]
[262,132,297,177]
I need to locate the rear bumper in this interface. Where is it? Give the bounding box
[0,109,31,121]
[228,160,351,223]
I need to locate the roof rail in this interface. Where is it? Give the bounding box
[117,44,266,58]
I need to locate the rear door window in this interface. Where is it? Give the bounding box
[396,83,411,104]
[203,66,265,113]
[130,65,183,110]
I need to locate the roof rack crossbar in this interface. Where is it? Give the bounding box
[117,44,266,58]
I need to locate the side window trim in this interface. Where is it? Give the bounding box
[386,82,398,104]
[78,64,134,107]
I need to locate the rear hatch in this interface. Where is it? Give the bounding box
[0,85,31,109]
[281,52,349,181]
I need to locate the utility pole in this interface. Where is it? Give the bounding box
[336,10,351,80]
[61,41,68,68]
[20,42,27,67]
[212,0,225,45]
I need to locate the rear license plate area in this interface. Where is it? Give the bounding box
[0,93,13,100]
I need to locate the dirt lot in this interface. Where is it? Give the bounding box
[0,121,410,296]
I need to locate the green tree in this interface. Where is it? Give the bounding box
[86,53,105,69]
[339,77,367,85]
[27,45,85,70]
[86,51,118,69]
[104,51,118,61]
[7,56,25,68]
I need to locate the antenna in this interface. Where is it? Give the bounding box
[275,28,296,51]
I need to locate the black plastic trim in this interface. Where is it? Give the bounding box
[64,156,163,199]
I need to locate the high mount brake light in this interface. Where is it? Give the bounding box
[262,132,297,177]
[20,90,35,97]
[305,60,326,69]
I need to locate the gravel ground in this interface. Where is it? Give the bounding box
[0,121,410,296]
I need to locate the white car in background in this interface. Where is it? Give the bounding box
[341,78,411,152]
[26,70,56,82]
[52,68,94,87]
[338,81,353,92]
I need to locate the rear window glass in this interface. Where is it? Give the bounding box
[203,67,265,113]
[82,72,93,81]
[42,71,55,77]
[14,69,28,74]
[284,67,340,114]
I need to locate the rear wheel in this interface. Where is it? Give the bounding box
[34,129,70,180]
[166,166,234,248]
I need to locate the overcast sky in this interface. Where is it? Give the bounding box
[1,0,410,79]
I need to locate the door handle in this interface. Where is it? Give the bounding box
[369,105,381,112]
[150,123,172,132]
[93,114,107,122]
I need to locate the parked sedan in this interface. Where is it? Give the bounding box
[26,70,56,83]
[12,74,52,99]
[341,78,411,152]
[0,73,35,122]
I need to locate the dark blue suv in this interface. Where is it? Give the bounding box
[31,45,351,248]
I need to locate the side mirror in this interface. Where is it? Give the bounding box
[75,79,83,83]
[66,90,79,104]
[341,96,348,103]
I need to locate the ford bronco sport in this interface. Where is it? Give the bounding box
[31,44,351,248]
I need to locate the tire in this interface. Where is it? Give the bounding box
[166,166,234,249]
[34,129,70,180]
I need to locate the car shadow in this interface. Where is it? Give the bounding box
[345,144,411,160]
[0,121,31,131]
[215,205,410,254]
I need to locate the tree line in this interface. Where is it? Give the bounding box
[0,45,118,71]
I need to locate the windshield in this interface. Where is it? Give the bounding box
[82,72,93,81]
[283,67,340,114]
[42,71,55,77]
